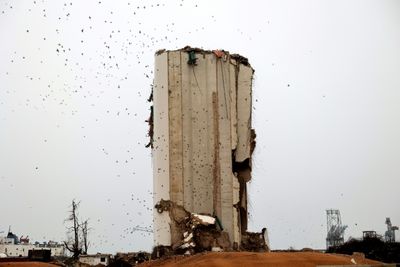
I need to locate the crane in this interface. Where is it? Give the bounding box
[385,217,398,243]
[326,209,347,248]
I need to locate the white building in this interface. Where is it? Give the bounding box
[0,244,35,257]
[78,254,111,266]
[0,244,65,258]
[0,237,14,244]
[0,231,65,257]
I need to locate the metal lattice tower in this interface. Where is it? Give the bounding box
[326,209,347,248]
[384,217,398,243]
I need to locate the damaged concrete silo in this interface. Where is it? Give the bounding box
[149,47,266,255]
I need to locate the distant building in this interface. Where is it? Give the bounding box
[0,237,15,245]
[0,230,65,257]
[0,243,35,257]
[78,254,112,266]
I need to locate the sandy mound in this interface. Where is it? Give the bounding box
[138,252,382,267]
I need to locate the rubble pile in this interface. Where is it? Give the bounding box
[109,252,150,267]
[154,199,230,255]
[154,199,267,257]
[240,228,268,252]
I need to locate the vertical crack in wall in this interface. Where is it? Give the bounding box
[232,130,256,235]
[212,91,221,219]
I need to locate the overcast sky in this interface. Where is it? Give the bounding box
[0,0,399,254]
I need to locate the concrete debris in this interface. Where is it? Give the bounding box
[109,252,150,267]
[183,232,193,243]
[191,214,216,226]
[194,227,231,252]
[240,228,270,252]
[211,247,223,252]
[230,53,251,67]
[151,246,174,259]
[154,199,231,255]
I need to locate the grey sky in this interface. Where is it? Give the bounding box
[0,0,399,253]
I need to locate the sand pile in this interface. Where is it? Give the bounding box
[138,251,382,267]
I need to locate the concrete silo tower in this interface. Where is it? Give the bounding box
[150,47,257,252]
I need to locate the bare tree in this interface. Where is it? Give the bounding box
[81,219,89,255]
[64,200,82,259]
[64,200,92,259]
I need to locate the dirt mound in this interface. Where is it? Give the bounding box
[138,252,382,267]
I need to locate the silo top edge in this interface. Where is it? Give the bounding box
[155,46,253,70]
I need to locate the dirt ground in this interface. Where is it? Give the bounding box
[0,262,59,267]
[138,252,382,267]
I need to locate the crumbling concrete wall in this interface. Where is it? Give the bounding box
[154,199,230,254]
[152,47,259,252]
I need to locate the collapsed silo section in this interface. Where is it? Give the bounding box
[150,47,265,255]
